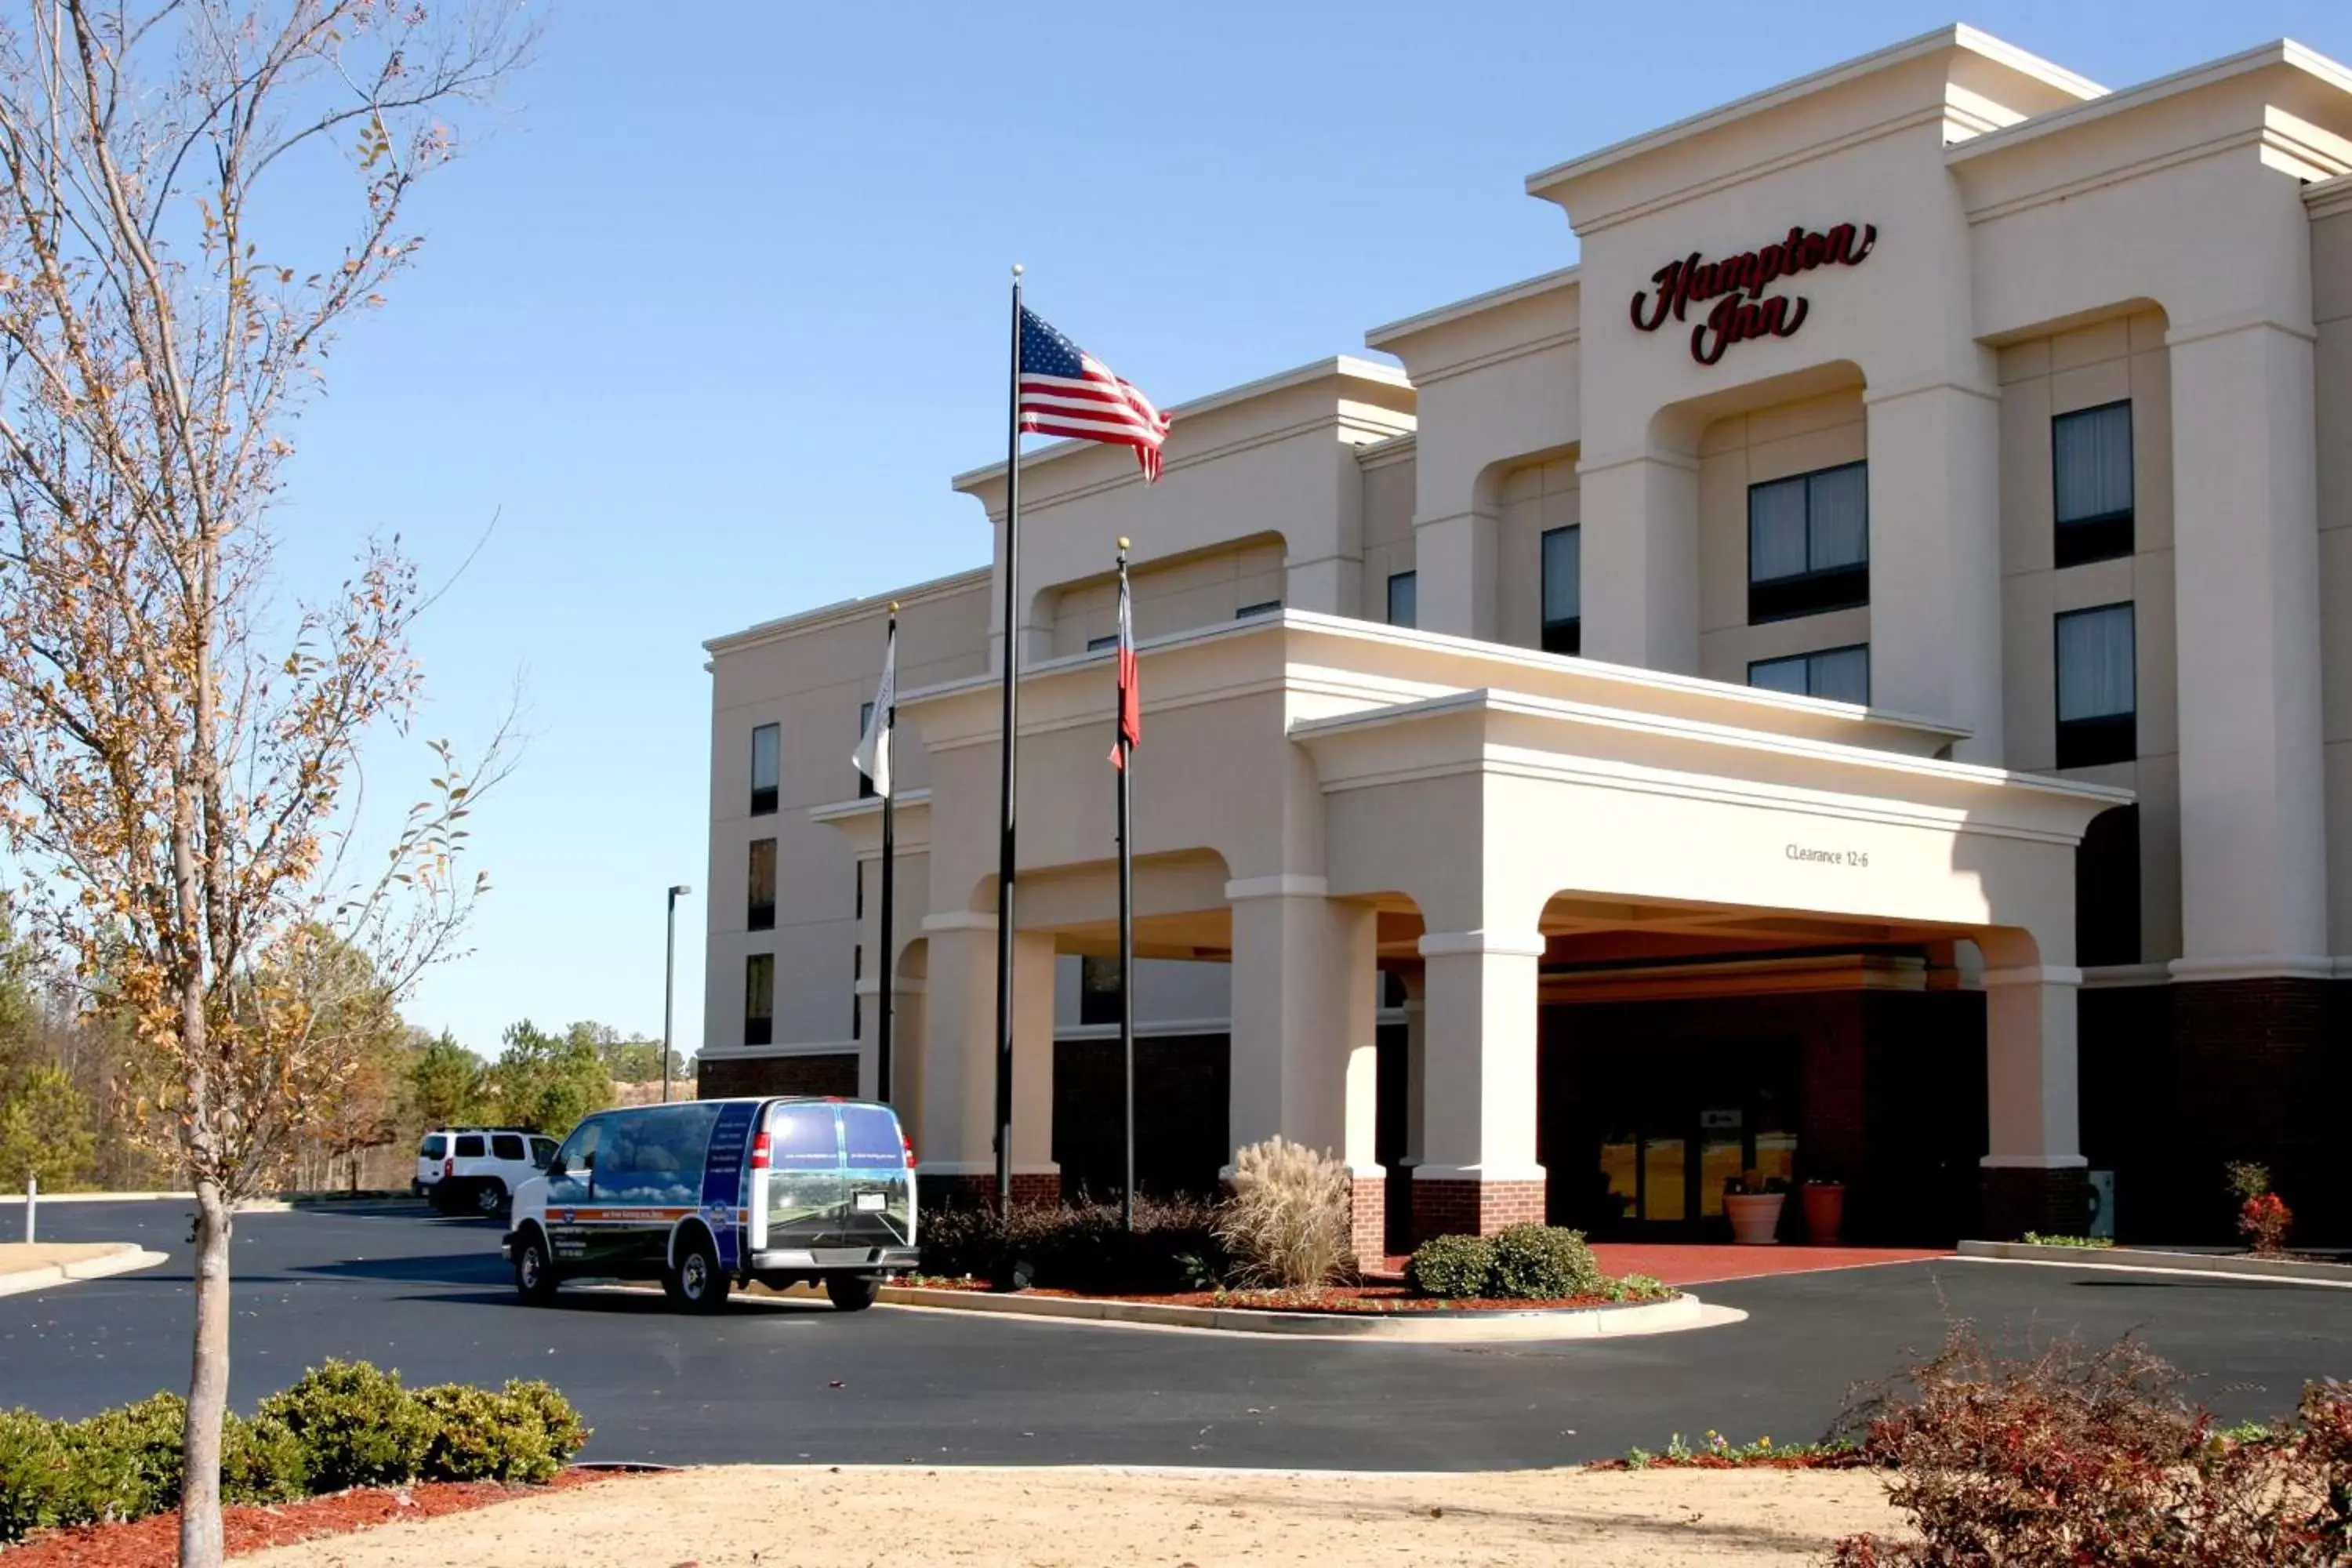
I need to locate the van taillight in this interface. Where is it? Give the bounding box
[750,1131,771,1171]
[901,1132,914,1167]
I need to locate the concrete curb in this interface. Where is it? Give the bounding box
[0,1243,171,1298]
[874,1285,1740,1341]
[1957,1240,2352,1287]
[0,1192,293,1212]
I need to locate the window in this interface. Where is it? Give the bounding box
[747,838,776,931]
[1749,644,1871,706]
[2076,804,2141,967]
[419,1134,446,1160]
[851,946,862,1039]
[855,860,864,920]
[1386,571,1417,629]
[491,1133,525,1162]
[529,1136,558,1169]
[764,1101,838,1170]
[858,702,877,798]
[750,723,780,815]
[453,1134,485,1159]
[842,1105,906,1170]
[594,1104,721,1207]
[1087,633,1118,652]
[1236,600,1281,619]
[1748,462,1868,622]
[1080,953,1121,1026]
[550,1118,600,1181]
[2056,604,2136,768]
[744,953,775,1047]
[1541,526,1581,655]
[2053,402,2133,568]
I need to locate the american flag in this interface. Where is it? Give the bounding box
[1018,307,1171,481]
[1109,560,1140,768]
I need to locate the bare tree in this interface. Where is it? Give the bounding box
[0,5,530,1563]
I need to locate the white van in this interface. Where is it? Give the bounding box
[415,1128,558,1216]
[501,1096,917,1312]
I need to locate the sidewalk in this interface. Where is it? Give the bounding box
[0,1240,169,1298]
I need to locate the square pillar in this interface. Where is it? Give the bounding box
[1980,961,2089,1239]
[1225,875,1383,1263]
[1575,449,1699,674]
[2166,319,2328,970]
[1409,510,1498,641]
[916,912,998,1207]
[1412,928,1546,1241]
[1866,379,2003,760]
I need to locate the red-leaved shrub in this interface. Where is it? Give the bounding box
[1830,1326,2352,1566]
[2240,1192,2293,1258]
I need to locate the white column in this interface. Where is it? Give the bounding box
[2166,318,2329,971]
[914,913,996,1177]
[1980,963,2085,1168]
[1409,510,1498,641]
[1398,969,1428,1172]
[1866,379,2002,758]
[1575,449,1699,673]
[1412,928,1546,1184]
[1009,928,1058,1190]
[1225,876,1378,1172]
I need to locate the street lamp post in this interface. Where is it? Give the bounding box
[662,884,692,1102]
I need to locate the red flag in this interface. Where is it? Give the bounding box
[1109,562,1140,768]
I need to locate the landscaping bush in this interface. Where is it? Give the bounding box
[1830,1326,2352,1565]
[493,1378,592,1469]
[1406,1233,1494,1298]
[413,1379,588,1484]
[0,1408,68,1542]
[255,1359,435,1492]
[1486,1224,1605,1300]
[1214,1137,1353,1290]
[221,1412,308,1504]
[57,1391,187,1523]
[917,1195,1226,1294]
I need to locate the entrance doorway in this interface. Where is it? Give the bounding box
[1592,1040,1798,1236]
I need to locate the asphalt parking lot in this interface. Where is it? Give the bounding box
[7,1199,2347,1468]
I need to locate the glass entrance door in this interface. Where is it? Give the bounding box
[1594,1043,1798,1235]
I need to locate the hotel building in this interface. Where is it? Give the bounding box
[701,25,2352,1251]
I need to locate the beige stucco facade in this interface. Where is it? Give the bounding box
[705,25,2352,1247]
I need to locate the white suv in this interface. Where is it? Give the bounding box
[415,1128,557,1218]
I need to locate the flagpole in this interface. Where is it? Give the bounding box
[1116,539,1136,1234]
[877,602,898,1105]
[993,264,1025,1224]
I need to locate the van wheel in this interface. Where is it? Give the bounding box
[826,1274,879,1312]
[472,1179,506,1218]
[667,1231,731,1313]
[514,1230,559,1305]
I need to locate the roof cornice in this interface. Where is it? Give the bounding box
[1363,266,1581,349]
[704,565,991,655]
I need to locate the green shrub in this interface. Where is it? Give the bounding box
[1605,1272,1673,1302]
[1214,1138,1354,1290]
[918,1196,1229,1294]
[58,1391,187,1523]
[257,1360,432,1492]
[413,1381,589,1484]
[1487,1225,1605,1300]
[1406,1233,1494,1298]
[222,1413,308,1504]
[0,1408,69,1542]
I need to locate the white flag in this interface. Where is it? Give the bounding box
[852,627,897,799]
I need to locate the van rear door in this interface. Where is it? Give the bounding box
[763,1101,844,1251]
[838,1103,912,1249]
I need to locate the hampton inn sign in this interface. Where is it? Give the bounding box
[1630,221,1877,364]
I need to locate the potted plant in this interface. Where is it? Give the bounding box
[1802,1177,1846,1246]
[1723,1172,1786,1245]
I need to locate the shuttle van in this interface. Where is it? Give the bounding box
[502,1095,916,1312]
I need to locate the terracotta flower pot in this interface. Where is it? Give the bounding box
[1725,1192,1784,1245]
[1803,1182,1846,1246]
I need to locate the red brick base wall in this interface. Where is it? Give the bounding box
[1348,1174,1385,1269]
[695,1053,858,1099]
[917,1171,1062,1211]
[1410,1178,1547,1244]
[1979,1165,2092,1241]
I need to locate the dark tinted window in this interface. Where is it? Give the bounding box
[453,1134,485,1159]
[554,1119,601,1176]
[766,1102,838,1170]
[842,1105,906,1170]
[491,1134,525,1161]
[745,954,774,1047]
[2056,604,2136,768]
[750,723,780,815]
[529,1138,557,1169]
[747,838,776,931]
[1386,571,1416,629]
[2053,401,2133,568]
[1235,600,1280,619]
[1080,954,1120,1026]
[1748,463,1868,623]
[595,1105,721,1207]
[1541,526,1581,654]
[419,1134,446,1159]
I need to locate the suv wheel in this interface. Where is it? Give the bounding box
[825,1274,880,1312]
[513,1230,559,1305]
[472,1179,507,1218]
[666,1231,731,1314]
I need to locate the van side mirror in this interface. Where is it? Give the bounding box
[545,1158,568,1181]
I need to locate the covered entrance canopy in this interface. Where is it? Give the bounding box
[832,612,2128,1250]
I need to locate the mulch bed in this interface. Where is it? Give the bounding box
[6,1468,630,1567]
[901,1279,1663,1314]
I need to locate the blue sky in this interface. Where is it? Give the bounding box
[274,2,2352,1058]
